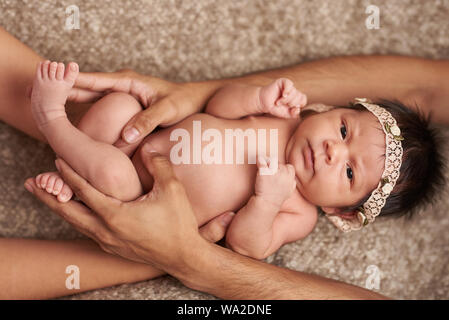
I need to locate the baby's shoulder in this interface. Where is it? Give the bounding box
[277,191,318,242]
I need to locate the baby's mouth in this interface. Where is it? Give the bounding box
[307,140,315,175]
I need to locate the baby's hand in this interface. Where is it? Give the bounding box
[259,78,307,119]
[254,156,297,208]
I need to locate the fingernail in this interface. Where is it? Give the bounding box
[143,143,158,154]
[220,212,235,227]
[124,127,140,143]
[24,182,34,193]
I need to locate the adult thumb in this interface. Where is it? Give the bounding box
[140,145,177,188]
[122,102,173,144]
[199,212,235,243]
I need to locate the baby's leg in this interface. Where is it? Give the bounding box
[31,61,143,201]
[37,92,144,201]
[77,92,143,157]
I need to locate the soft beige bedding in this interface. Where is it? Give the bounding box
[0,0,448,299]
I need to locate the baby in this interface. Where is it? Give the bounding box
[30,61,445,259]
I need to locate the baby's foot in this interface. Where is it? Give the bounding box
[30,60,79,129]
[35,171,74,203]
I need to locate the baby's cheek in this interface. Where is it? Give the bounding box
[297,179,328,206]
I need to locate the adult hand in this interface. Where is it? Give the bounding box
[69,69,225,146]
[23,145,234,270]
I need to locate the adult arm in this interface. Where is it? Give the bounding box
[72,55,449,146]
[0,238,163,299]
[0,207,231,300]
[25,147,389,300]
[181,237,386,300]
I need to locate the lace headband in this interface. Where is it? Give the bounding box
[326,98,404,233]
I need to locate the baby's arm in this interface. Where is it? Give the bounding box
[205,78,307,119]
[226,158,314,260]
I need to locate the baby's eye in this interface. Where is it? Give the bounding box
[346,165,353,181]
[340,123,347,139]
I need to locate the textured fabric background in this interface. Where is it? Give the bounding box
[0,0,448,299]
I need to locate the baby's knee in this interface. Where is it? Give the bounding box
[99,92,143,116]
[96,159,143,201]
[77,92,143,143]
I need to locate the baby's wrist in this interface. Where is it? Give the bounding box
[252,194,283,212]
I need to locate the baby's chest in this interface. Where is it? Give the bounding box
[131,113,295,224]
[132,133,260,225]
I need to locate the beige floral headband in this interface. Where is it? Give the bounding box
[326,98,404,233]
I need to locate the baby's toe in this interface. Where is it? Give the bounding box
[41,60,51,80]
[35,173,43,186]
[64,62,79,83]
[39,173,50,189]
[56,62,65,80]
[52,178,64,195]
[49,61,58,79]
[45,175,57,193]
[57,184,73,203]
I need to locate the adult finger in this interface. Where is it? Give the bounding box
[199,212,235,243]
[74,72,119,92]
[67,87,104,103]
[24,178,108,242]
[75,72,153,107]
[140,148,178,190]
[54,158,119,221]
[121,101,175,144]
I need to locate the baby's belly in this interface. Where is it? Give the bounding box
[131,114,260,226]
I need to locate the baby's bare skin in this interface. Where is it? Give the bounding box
[31,63,317,259]
[130,113,316,226]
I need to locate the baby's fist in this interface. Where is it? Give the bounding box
[259,78,307,119]
[255,156,297,207]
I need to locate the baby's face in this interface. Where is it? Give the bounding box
[286,108,386,211]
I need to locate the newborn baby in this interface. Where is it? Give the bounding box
[30,61,444,259]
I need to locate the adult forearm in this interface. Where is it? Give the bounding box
[0,238,163,299]
[177,240,388,300]
[207,55,448,124]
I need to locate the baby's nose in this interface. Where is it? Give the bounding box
[325,140,346,164]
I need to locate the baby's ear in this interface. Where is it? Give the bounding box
[322,207,357,220]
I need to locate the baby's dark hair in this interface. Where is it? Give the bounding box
[338,100,447,219]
